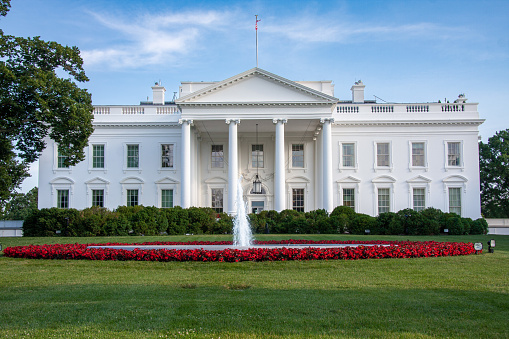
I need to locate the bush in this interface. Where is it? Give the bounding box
[446,217,464,235]
[471,218,488,235]
[348,214,376,235]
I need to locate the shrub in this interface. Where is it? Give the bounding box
[348,214,376,235]
[471,218,488,235]
[446,216,464,235]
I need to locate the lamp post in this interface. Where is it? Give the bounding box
[252,124,262,194]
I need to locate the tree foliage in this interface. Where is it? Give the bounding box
[1,186,37,220]
[479,129,509,217]
[0,0,93,209]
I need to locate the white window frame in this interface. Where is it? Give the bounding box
[210,187,225,213]
[374,141,393,172]
[250,143,265,170]
[339,141,358,172]
[289,143,306,170]
[209,143,227,172]
[155,177,180,208]
[120,177,144,206]
[85,177,110,208]
[409,141,428,171]
[205,177,228,212]
[337,176,361,213]
[443,175,468,217]
[88,142,108,173]
[287,177,310,212]
[372,175,396,215]
[50,177,74,208]
[407,175,431,212]
[52,143,72,174]
[123,143,142,173]
[159,142,177,173]
[444,140,464,171]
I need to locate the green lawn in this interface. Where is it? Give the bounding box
[1,234,508,338]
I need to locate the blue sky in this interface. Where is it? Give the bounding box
[2,0,508,192]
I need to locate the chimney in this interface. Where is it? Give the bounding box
[152,82,166,105]
[351,80,365,103]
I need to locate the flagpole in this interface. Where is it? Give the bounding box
[255,15,260,68]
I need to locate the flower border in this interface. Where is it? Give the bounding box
[3,240,479,262]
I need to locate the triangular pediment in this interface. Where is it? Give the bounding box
[372,175,396,183]
[155,177,179,185]
[176,68,338,105]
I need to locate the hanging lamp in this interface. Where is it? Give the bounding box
[252,123,262,194]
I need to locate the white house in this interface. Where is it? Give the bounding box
[38,68,484,219]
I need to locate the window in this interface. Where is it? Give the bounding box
[127,189,139,206]
[127,145,139,168]
[378,188,390,214]
[377,143,390,167]
[92,145,105,168]
[342,143,355,167]
[447,142,461,166]
[343,188,355,209]
[57,189,69,208]
[92,189,104,207]
[252,201,264,214]
[449,187,461,215]
[161,189,173,208]
[413,188,425,212]
[161,144,174,168]
[412,142,425,167]
[292,144,304,168]
[211,188,223,213]
[292,188,305,212]
[211,145,224,168]
[252,144,264,168]
[57,147,69,168]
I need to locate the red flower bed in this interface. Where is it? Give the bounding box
[3,240,479,262]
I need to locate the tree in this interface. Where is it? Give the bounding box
[0,0,93,210]
[1,187,37,220]
[479,129,509,217]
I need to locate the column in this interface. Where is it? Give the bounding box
[273,119,287,212]
[179,119,193,208]
[226,119,240,215]
[321,118,334,213]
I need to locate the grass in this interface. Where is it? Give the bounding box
[0,234,508,338]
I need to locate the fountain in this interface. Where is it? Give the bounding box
[232,176,254,247]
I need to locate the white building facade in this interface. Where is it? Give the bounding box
[38,68,484,219]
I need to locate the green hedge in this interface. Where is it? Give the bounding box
[22,205,489,237]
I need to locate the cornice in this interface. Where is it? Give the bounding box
[333,119,485,127]
[177,101,334,108]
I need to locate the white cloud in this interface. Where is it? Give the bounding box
[82,10,233,69]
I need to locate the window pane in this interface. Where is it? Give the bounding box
[448,142,461,166]
[57,189,69,208]
[57,147,69,168]
[413,188,425,212]
[449,187,461,215]
[342,143,355,167]
[127,189,138,206]
[343,188,355,209]
[412,143,425,167]
[127,145,139,168]
[377,143,390,167]
[292,188,304,212]
[292,144,304,168]
[211,188,223,213]
[211,145,224,168]
[92,189,104,207]
[161,189,173,208]
[161,144,174,168]
[92,145,105,168]
[252,144,264,168]
[378,188,390,214]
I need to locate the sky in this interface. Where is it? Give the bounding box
[2,0,508,193]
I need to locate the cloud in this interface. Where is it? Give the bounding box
[82,10,232,69]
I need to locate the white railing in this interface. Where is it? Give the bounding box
[93,105,179,115]
[371,105,394,113]
[336,102,475,114]
[337,106,359,113]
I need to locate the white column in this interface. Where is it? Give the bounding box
[273,119,287,212]
[321,118,334,213]
[179,119,193,208]
[226,119,240,215]
[314,127,323,210]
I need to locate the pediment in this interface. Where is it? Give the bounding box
[50,177,75,184]
[155,177,180,185]
[443,175,468,183]
[85,177,110,185]
[204,177,227,184]
[120,176,144,184]
[337,176,361,183]
[286,176,311,183]
[176,68,338,105]
[372,175,396,183]
[407,175,432,183]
